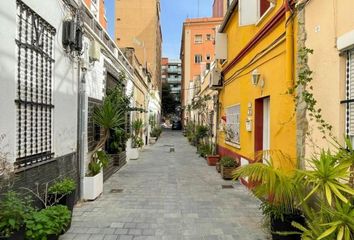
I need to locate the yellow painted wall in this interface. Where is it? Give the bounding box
[218,1,296,169]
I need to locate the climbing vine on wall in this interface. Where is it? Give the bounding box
[288,47,333,139]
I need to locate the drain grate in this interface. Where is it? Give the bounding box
[110,189,124,193]
[222,185,234,189]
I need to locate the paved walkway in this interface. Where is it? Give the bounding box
[61,131,268,240]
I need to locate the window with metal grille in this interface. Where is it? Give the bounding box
[343,50,354,138]
[225,105,240,146]
[15,0,56,168]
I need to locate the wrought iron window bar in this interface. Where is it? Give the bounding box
[15,0,56,169]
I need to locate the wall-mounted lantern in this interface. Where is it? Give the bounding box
[251,69,265,88]
[251,69,261,86]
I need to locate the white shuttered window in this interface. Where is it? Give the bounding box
[346,50,354,136]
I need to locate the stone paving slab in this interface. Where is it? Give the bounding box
[61,131,269,240]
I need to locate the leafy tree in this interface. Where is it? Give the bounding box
[161,82,177,117]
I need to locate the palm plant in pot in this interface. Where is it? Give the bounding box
[130,119,144,160]
[233,151,304,240]
[0,191,33,240]
[84,91,125,200]
[292,147,354,240]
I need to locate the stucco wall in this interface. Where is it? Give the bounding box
[0,0,78,165]
[304,0,354,157]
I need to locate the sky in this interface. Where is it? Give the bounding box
[105,0,214,59]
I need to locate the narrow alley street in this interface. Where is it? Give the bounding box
[61,131,268,240]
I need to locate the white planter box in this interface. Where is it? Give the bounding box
[83,171,103,200]
[149,137,157,144]
[130,148,139,160]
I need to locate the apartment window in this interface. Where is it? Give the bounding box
[239,0,275,26]
[225,105,240,146]
[206,54,211,61]
[260,0,271,17]
[15,0,56,168]
[195,54,202,63]
[345,50,354,138]
[194,34,203,44]
[206,34,212,41]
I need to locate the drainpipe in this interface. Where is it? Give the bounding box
[78,69,86,201]
[76,0,86,201]
[285,1,294,88]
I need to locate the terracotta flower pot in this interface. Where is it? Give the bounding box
[207,155,220,166]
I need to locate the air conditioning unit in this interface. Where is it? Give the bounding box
[209,68,223,89]
[89,40,101,61]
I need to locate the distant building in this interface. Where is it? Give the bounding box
[212,0,228,18]
[83,0,107,29]
[161,57,169,84]
[180,17,223,126]
[166,59,182,102]
[115,0,162,94]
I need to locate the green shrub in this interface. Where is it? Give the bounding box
[0,191,33,237]
[132,136,144,148]
[48,178,76,195]
[150,127,162,138]
[220,156,237,168]
[195,125,209,141]
[197,144,212,157]
[25,205,71,239]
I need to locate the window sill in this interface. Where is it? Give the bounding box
[255,3,276,27]
[225,141,241,149]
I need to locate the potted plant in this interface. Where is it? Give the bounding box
[233,151,305,240]
[292,148,354,240]
[130,119,144,160]
[195,125,209,146]
[206,145,220,166]
[84,150,109,200]
[0,191,33,240]
[24,205,71,240]
[83,90,126,200]
[106,128,127,166]
[220,156,239,180]
[197,143,212,159]
[47,178,76,212]
[150,126,162,144]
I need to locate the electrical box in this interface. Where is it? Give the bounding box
[246,118,252,132]
[62,20,76,49]
[75,26,83,52]
[89,40,101,61]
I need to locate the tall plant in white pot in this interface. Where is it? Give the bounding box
[83,91,126,200]
[130,119,144,160]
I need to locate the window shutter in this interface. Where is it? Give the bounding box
[215,32,227,60]
[239,0,259,26]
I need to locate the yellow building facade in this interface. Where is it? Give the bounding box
[216,0,297,169]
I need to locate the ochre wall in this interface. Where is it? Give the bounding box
[218,1,296,169]
[304,0,354,158]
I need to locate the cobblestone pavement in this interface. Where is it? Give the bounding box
[61,131,269,240]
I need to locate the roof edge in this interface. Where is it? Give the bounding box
[219,0,238,33]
